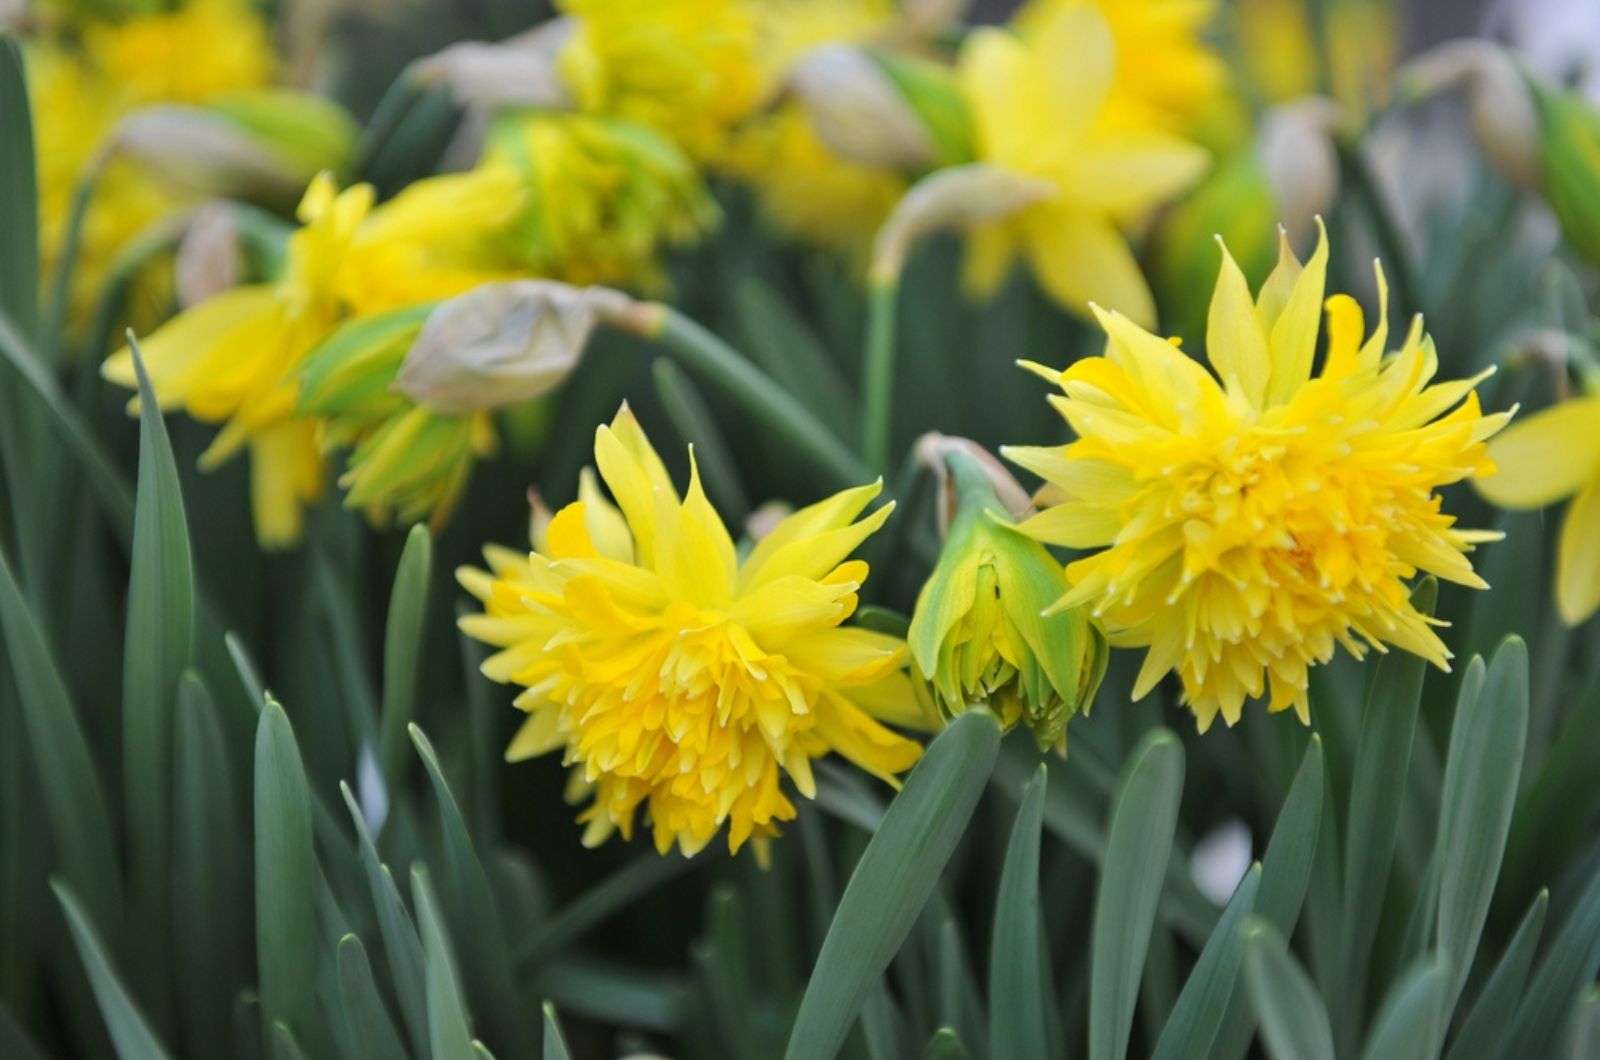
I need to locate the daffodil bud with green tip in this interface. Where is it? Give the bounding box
[907,441,1107,751]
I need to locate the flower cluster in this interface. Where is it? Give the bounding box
[18,0,1554,865]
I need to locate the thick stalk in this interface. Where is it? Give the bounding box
[643,304,873,489]
[860,272,901,474]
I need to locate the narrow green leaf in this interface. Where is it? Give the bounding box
[1435,638,1528,1014]
[0,1001,48,1060]
[1339,579,1435,1037]
[926,1027,970,1060]
[1497,867,1600,1059]
[337,934,412,1060]
[1244,919,1335,1060]
[0,545,122,931]
[0,38,37,338]
[1205,740,1324,1060]
[225,631,267,710]
[254,699,317,1045]
[734,278,858,439]
[1089,729,1186,1060]
[993,743,1217,949]
[340,782,429,1056]
[0,38,44,584]
[541,1001,573,1060]
[1359,962,1448,1060]
[1444,891,1547,1060]
[1257,735,1326,935]
[1568,987,1600,1060]
[990,764,1048,1060]
[380,526,432,790]
[270,1022,308,1060]
[0,310,134,536]
[410,724,525,1057]
[539,957,687,1034]
[785,710,1003,1060]
[515,853,703,971]
[413,865,477,1060]
[172,672,241,1056]
[1502,677,1600,917]
[123,336,196,1022]
[656,306,870,489]
[1153,865,1262,1060]
[52,880,174,1060]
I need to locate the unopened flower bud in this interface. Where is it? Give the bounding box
[396,280,636,414]
[415,19,575,109]
[908,446,1107,751]
[788,45,943,170]
[1401,41,1540,189]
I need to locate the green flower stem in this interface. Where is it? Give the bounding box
[860,272,901,475]
[42,162,104,359]
[643,304,873,488]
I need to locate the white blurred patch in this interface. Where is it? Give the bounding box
[1191,819,1253,906]
[358,743,389,837]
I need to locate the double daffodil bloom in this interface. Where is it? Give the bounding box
[105,168,523,546]
[1007,226,1509,729]
[1476,397,1600,625]
[484,111,715,289]
[459,407,928,857]
[555,0,761,162]
[958,3,1209,326]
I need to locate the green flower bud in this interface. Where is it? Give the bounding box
[298,304,493,529]
[908,444,1107,751]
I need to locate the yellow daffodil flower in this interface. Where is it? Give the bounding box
[84,0,276,108]
[1020,0,1228,133]
[555,0,761,162]
[1006,225,1510,730]
[104,168,524,546]
[28,0,276,325]
[1476,397,1600,625]
[459,407,928,857]
[957,3,1209,326]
